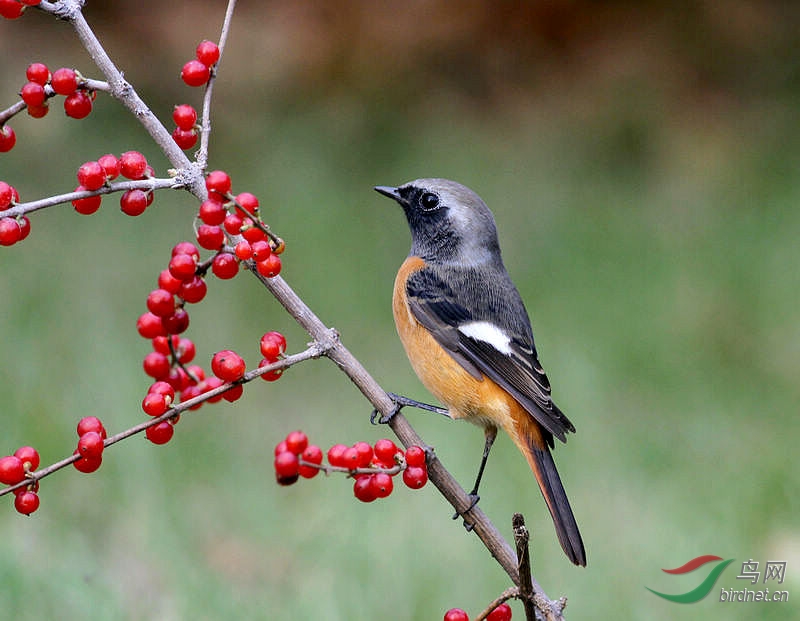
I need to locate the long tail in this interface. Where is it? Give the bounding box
[510,413,586,566]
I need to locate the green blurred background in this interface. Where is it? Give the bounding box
[1,2,798,620]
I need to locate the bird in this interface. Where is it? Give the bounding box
[374,178,586,567]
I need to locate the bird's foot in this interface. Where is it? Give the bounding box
[370,392,448,425]
[452,492,481,531]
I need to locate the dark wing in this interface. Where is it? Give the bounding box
[406,267,575,444]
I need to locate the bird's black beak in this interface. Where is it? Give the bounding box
[374,185,402,203]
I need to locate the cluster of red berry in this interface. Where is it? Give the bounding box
[72,151,154,216]
[0,181,28,246]
[0,0,41,22]
[172,104,199,151]
[444,603,512,621]
[180,40,220,88]
[0,446,40,515]
[73,416,107,474]
[18,63,94,121]
[274,432,429,502]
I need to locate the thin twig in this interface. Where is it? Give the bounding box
[513,513,541,621]
[474,587,519,621]
[0,344,328,499]
[2,178,183,219]
[196,0,237,168]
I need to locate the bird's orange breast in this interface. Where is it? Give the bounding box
[392,256,515,428]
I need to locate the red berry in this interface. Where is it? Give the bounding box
[97,153,120,180]
[353,441,374,468]
[342,447,360,470]
[184,363,204,383]
[353,475,378,503]
[444,609,469,621]
[20,81,46,107]
[403,466,428,489]
[77,160,106,191]
[137,312,167,338]
[120,189,148,216]
[168,253,197,281]
[172,127,198,150]
[235,191,259,214]
[158,269,183,294]
[0,455,25,485]
[178,275,207,303]
[26,62,50,85]
[63,90,92,119]
[77,416,107,439]
[196,224,224,250]
[119,151,148,180]
[486,603,512,621]
[146,421,174,445]
[370,472,394,498]
[374,438,399,467]
[0,217,21,246]
[176,338,196,364]
[259,331,287,360]
[274,440,289,456]
[142,392,169,416]
[172,241,200,260]
[146,288,175,317]
[0,125,16,152]
[195,40,220,67]
[221,383,243,402]
[405,445,426,467]
[0,0,25,19]
[327,444,348,467]
[152,335,178,355]
[0,181,12,210]
[73,453,102,473]
[14,490,39,515]
[298,445,323,479]
[233,240,251,260]
[241,221,266,243]
[258,358,283,381]
[143,351,171,379]
[13,446,39,471]
[73,451,102,473]
[211,252,239,279]
[71,185,102,215]
[51,67,78,95]
[205,170,231,196]
[26,103,49,119]
[198,199,226,225]
[17,215,30,240]
[161,309,190,334]
[250,240,271,261]
[256,253,282,278]
[148,380,176,400]
[274,451,299,482]
[223,212,243,235]
[285,430,308,455]
[211,350,246,382]
[77,431,104,459]
[181,59,210,87]
[172,104,198,130]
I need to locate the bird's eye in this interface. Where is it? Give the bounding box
[420,192,440,211]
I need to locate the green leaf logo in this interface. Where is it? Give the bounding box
[646,556,734,604]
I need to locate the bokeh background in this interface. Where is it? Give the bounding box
[1,2,798,620]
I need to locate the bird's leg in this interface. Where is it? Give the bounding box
[370,392,449,425]
[454,426,497,529]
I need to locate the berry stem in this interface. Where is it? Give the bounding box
[0,344,328,499]
[0,100,26,125]
[473,588,520,621]
[1,178,182,219]
[196,0,238,169]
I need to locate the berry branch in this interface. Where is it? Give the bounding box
[1,2,573,619]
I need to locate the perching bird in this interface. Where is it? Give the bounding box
[375,179,586,566]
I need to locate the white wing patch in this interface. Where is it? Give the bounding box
[458,321,513,355]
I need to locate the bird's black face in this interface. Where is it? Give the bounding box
[375,183,458,262]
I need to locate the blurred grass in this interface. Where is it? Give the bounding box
[2,3,800,621]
